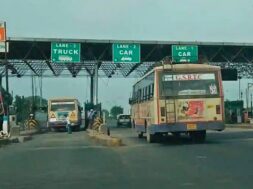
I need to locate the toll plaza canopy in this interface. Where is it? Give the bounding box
[1,37,253,78]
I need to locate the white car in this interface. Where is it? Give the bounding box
[117,114,131,127]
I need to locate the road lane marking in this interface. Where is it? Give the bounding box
[196,155,207,159]
[27,145,108,151]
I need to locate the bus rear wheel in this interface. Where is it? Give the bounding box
[190,130,206,143]
[138,132,143,138]
[146,132,156,143]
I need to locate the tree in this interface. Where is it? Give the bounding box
[1,87,13,109]
[110,106,123,119]
[0,87,13,130]
[14,95,48,122]
[14,95,30,122]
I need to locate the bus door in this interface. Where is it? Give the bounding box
[161,74,176,124]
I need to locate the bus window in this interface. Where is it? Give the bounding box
[145,87,148,100]
[141,88,145,101]
[51,103,75,111]
[147,85,151,99]
[150,83,154,97]
[138,89,141,102]
[146,86,150,99]
[147,86,150,99]
[142,88,145,101]
[160,73,219,97]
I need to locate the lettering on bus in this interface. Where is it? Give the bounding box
[175,74,200,81]
[163,73,215,81]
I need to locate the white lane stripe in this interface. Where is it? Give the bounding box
[27,145,108,151]
[26,143,153,151]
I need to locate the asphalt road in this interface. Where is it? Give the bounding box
[1,128,253,189]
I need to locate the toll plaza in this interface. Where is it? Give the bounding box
[0,38,252,128]
[1,38,252,88]
[1,37,253,189]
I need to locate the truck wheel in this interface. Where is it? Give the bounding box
[190,131,206,143]
[74,126,80,132]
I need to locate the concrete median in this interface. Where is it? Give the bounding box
[87,129,123,147]
[0,128,38,148]
[0,138,11,146]
[226,124,253,129]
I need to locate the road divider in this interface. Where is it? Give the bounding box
[87,129,123,147]
[0,128,41,147]
[0,138,11,146]
[226,124,253,129]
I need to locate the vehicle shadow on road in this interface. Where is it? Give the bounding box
[156,135,205,146]
[207,130,253,141]
[154,130,253,146]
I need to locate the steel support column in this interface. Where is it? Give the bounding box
[90,74,94,104]
[94,62,99,105]
[4,22,9,132]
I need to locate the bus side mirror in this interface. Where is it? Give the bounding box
[81,107,84,111]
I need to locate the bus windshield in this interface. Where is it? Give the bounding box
[159,72,219,97]
[50,102,76,111]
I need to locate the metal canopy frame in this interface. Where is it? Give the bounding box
[1,37,253,78]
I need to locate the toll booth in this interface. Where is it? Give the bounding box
[35,106,48,130]
[225,100,244,123]
[84,102,102,129]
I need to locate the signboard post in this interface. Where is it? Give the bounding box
[51,42,81,63]
[0,21,9,133]
[112,43,140,63]
[172,45,198,63]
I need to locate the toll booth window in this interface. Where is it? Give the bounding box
[51,103,75,111]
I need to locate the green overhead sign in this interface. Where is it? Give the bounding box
[113,43,140,63]
[51,42,81,63]
[172,45,198,63]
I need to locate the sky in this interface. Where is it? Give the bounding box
[1,0,253,111]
